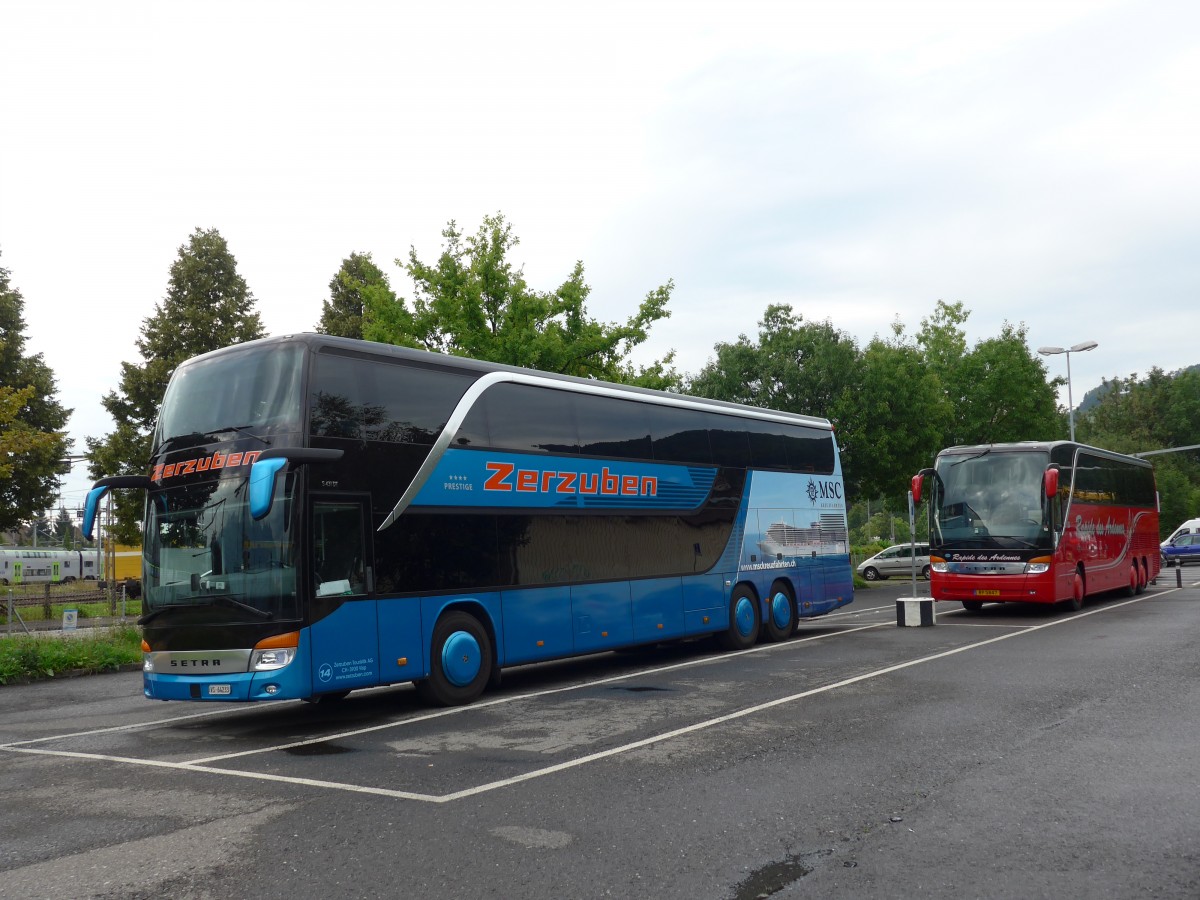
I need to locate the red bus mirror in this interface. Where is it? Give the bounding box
[911,473,923,505]
[1044,468,1059,499]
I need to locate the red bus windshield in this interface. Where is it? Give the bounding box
[930,449,1054,552]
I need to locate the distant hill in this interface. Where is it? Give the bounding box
[1076,363,1200,413]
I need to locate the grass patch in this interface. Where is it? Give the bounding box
[0,625,142,684]
[32,600,144,620]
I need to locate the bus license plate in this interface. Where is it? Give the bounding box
[207,684,232,695]
[974,590,1000,597]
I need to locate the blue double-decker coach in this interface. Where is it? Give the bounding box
[86,334,853,706]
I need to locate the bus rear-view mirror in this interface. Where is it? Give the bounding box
[248,448,344,520]
[1044,467,1059,499]
[83,475,153,540]
[912,469,935,505]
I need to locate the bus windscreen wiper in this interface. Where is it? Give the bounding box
[142,594,273,622]
[211,424,271,445]
[204,594,274,620]
[157,431,209,453]
[949,448,990,467]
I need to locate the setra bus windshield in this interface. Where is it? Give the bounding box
[156,342,305,446]
[931,449,1053,550]
[142,473,301,623]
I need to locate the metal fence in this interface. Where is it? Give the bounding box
[4,581,141,634]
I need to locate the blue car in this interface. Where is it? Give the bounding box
[1161,533,1200,567]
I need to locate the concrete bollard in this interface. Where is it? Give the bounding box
[896,597,935,627]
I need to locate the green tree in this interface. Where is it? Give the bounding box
[916,300,970,378]
[53,505,74,549]
[0,255,71,531]
[1078,366,1200,535]
[24,512,50,548]
[951,323,1062,444]
[363,213,678,388]
[86,228,266,542]
[1154,465,1200,538]
[316,252,396,339]
[1083,367,1200,454]
[844,327,950,500]
[916,301,1061,446]
[687,304,860,421]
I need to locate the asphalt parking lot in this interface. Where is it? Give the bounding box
[2,575,1199,899]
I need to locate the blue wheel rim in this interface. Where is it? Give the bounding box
[442,630,481,687]
[733,596,756,637]
[771,592,791,630]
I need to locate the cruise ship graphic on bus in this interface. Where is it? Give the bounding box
[756,515,849,559]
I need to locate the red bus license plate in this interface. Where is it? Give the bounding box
[974,589,1000,597]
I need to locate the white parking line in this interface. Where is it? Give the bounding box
[0,590,1173,803]
[0,622,884,753]
[439,591,1168,801]
[186,624,886,765]
[1,704,260,748]
[0,744,446,802]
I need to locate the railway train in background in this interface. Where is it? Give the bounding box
[0,545,142,586]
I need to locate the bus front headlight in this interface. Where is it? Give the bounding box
[251,632,300,671]
[252,647,295,671]
[1024,556,1052,575]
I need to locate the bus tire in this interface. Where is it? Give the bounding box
[762,582,795,643]
[717,586,760,651]
[1123,564,1138,597]
[417,610,494,707]
[1066,569,1085,612]
[962,600,983,612]
[1135,559,1147,594]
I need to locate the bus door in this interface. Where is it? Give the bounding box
[308,495,379,693]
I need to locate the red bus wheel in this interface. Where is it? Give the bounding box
[1067,570,1085,612]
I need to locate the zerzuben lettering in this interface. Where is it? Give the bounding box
[153,450,262,483]
[484,462,658,497]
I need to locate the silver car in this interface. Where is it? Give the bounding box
[857,544,931,581]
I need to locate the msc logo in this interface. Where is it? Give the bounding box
[806,478,843,505]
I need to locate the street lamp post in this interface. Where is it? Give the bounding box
[1037,340,1098,442]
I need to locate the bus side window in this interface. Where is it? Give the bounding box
[314,502,368,597]
[485,384,579,455]
[651,406,712,464]
[707,414,751,469]
[575,394,653,460]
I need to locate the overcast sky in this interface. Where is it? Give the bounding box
[2,0,1198,514]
